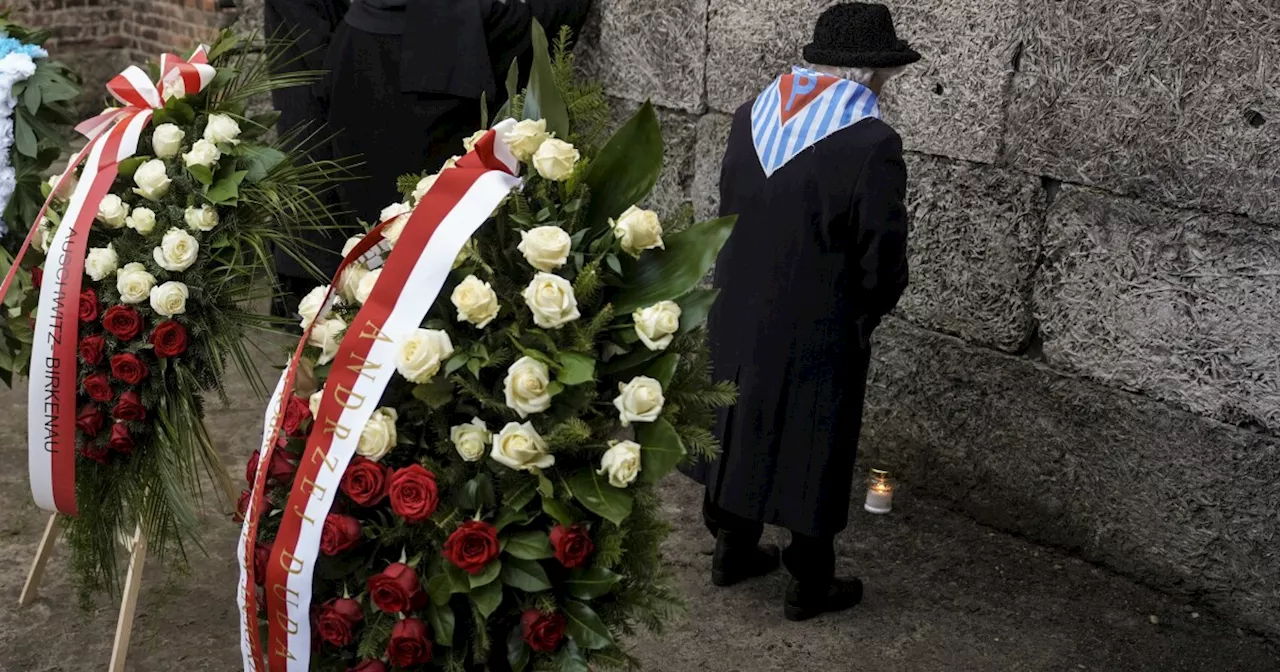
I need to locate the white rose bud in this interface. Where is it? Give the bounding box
[184,205,219,232]
[153,228,199,272]
[115,262,156,304]
[517,225,571,272]
[355,268,381,305]
[309,389,324,418]
[611,206,665,257]
[308,315,347,365]
[450,418,491,462]
[442,155,462,170]
[96,194,129,228]
[411,174,437,204]
[379,201,413,243]
[203,113,242,145]
[183,138,221,169]
[395,328,454,384]
[633,300,682,351]
[613,375,665,426]
[522,272,580,329]
[149,280,189,317]
[356,407,399,462]
[338,264,369,303]
[151,123,186,159]
[491,421,554,472]
[47,171,76,200]
[342,234,365,258]
[132,159,171,201]
[125,207,157,235]
[532,138,580,182]
[598,440,642,488]
[297,285,332,329]
[503,356,552,418]
[33,218,51,252]
[450,274,500,328]
[463,129,488,152]
[501,119,550,161]
[84,244,120,281]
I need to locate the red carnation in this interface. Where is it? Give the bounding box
[245,450,260,483]
[387,617,432,667]
[521,609,567,653]
[150,320,188,357]
[83,372,114,403]
[442,520,500,575]
[31,267,42,289]
[340,457,388,507]
[109,352,148,385]
[281,394,312,437]
[234,489,251,522]
[550,524,595,569]
[78,442,110,464]
[320,513,363,556]
[316,597,364,648]
[366,562,426,614]
[76,404,105,436]
[266,449,296,484]
[253,542,271,586]
[387,464,439,523]
[78,288,99,323]
[113,391,146,421]
[108,422,134,454]
[102,305,144,341]
[79,335,106,365]
[348,661,387,672]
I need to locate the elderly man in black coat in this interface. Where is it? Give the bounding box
[688,2,919,622]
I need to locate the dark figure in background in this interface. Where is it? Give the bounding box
[686,3,919,622]
[326,0,591,228]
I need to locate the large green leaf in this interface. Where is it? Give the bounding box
[469,559,502,588]
[542,496,583,526]
[677,288,720,334]
[612,216,736,314]
[565,567,623,600]
[522,20,569,139]
[565,469,633,525]
[239,145,286,183]
[494,60,520,128]
[554,641,590,672]
[507,627,530,672]
[471,580,504,618]
[503,530,554,560]
[636,418,686,485]
[206,169,248,205]
[426,601,455,647]
[500,557,553,593]
[646,354,678,389]
[564,600,615,650]
[583,102,663,230]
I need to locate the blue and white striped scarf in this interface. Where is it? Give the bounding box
[750,66,881,178]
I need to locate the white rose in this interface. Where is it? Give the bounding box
[613,376,665,426]
[450,275,500,328]
[491,421,553,472]
[149,280,189,317]
[184,205,218,232]
[125,207,157,235]
[203,113,242,145]
[522,272,580,329]
[379,202,413,243]
[47,171,76,200]
[151,123,185,159]
[152,228,199,272]
[532,138,580,182]
[463,129,488,152]
[503,356,551,418]
[84,244,119,281]
[308,315,347,365]
[342,234,364,257]
[355,268,381,305]
[442,155,461,170]
[502,119,550,161]
[517,226,571,272]
[338,264,369,303]
[32,218,50,252]
[115,262,156,304]
[96,194,129,228]
[356,407,399,462]
[132,159,171,201]
[633,300,682,351]
[411,174,437,204]
[450,418,491,462]
[297,285,332,329]
[183,139,221,168]
[611,206,665,257]
[598,440,642,488]
[395,328,454,383]
[309,390,324,418]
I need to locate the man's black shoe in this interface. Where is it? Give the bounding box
[784,577,863,621]
[711,533,780,587]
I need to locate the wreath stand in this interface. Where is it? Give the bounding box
[17,471,239,671]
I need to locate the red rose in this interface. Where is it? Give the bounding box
[79,335,106,365]
[83,372,114,403]
[76,404,105,436]
[341,457,388,507]
[108,422,134,454]
[102,305,144,341]
[282,394,312,437]
[316,597,364,648]
[253,542,271,586]
[234,489,251,522]
[388,464,439,523]
[521,609,567,653]
[78,442,110,464]
[387,617,432,667]
[550,524,595,569]
[78,288,98,323]
[442,520,501,575]
[31,267,42,289]
[150,320,188,357]
[348,661,387,672]
[113,391,146,421]
[245,450,260,483]
[109,353,149,385]
[267,449,296,484]
[320,513,363,555]
[366,562,426,614]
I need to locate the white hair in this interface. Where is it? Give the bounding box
[806,63,908,87]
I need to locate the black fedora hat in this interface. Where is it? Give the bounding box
[803,3,921,69]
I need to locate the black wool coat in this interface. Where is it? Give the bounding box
[686,100,910,537]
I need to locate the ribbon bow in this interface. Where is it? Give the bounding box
[74,46,216,142]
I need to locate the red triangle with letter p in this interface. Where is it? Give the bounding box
[777,73,839,125]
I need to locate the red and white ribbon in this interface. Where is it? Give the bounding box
[237,122,521,671]
[0,47,214,516]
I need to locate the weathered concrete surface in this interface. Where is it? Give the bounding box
[1035,186,1280,432]
[704,0,1020,163]
[608,98,699,218]
[577,0,709,113]
[1006,0,1280,222]
[691,111,733,221]
[861,318,1280,638]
